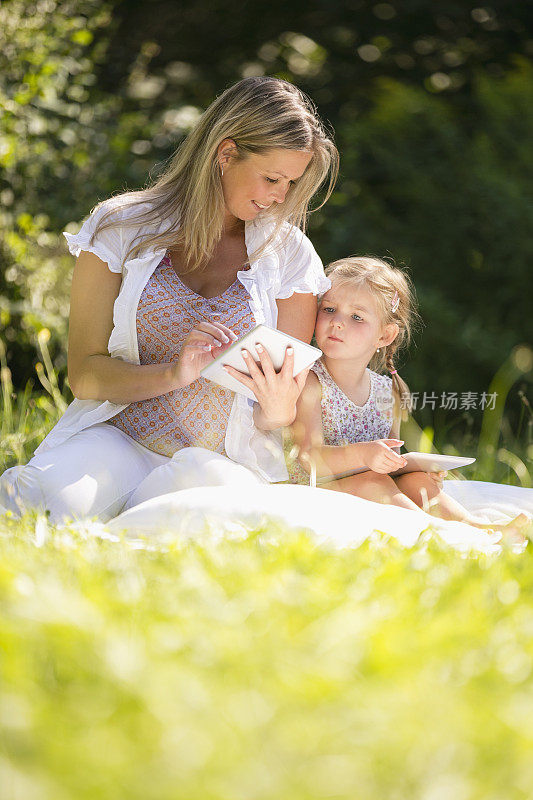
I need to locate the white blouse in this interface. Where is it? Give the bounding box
[34,198,331,481]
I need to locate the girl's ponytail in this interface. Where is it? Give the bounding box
[385,347,411,421]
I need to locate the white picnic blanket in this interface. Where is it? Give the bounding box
[105,480,533,554]
[443,479,533,520]
[1,476,530,554]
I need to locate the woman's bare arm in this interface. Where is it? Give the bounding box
[276,292,317,342]
[67,251,185,403]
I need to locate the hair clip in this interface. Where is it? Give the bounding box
[391,290,400,313]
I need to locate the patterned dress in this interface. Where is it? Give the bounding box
[107,252,255,457]
[287,358,395,484]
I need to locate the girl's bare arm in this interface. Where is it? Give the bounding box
[289,371,377,478]
[291,372,408,477]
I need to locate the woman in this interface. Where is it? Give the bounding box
[0,76,339,523]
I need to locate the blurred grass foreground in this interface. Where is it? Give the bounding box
[2,512,533,800]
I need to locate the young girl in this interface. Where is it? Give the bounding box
[288,256,530,538]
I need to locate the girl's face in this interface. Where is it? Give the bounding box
[218,140,313,223]
[315,282,399,364]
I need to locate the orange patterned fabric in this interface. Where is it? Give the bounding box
[107,253,255,457]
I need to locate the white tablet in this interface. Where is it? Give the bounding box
[389,452,476,476]
[316,452,476,484]
[200,324,322,401]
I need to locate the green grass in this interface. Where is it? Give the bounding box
[0,332,67,473]
[1,515,533,799]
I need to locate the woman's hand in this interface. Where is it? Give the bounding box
[359,439,407,474]
[173,320,237,388]
[223,345,309,430]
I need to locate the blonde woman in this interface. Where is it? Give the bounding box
[0,76,338,524]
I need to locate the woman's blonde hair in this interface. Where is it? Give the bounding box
[324,256,422,418]
[88,76,339,272]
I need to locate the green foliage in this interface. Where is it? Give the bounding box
[0,335,68,472]
[0,0,116,386]
[1,515,533,798]
[320,58,533,400]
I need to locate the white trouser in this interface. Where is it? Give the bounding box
[0,423,265,525]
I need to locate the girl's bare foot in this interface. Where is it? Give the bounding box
[464,512,531,544]
[499,513,532,545]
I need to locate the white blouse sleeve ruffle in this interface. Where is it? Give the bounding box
[62,198,125,274]
[276,225,331,299]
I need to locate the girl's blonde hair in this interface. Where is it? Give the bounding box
[88,76,339,272]
[324,256,422,418]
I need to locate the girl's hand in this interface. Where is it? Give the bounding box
[360,439,407,474]
[223,345,309,430]
[428,470,448,489]
[173,320,237,388]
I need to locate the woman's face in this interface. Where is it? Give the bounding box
[218,141,313,223]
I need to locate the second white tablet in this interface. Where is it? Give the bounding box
[316,452,476,483]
